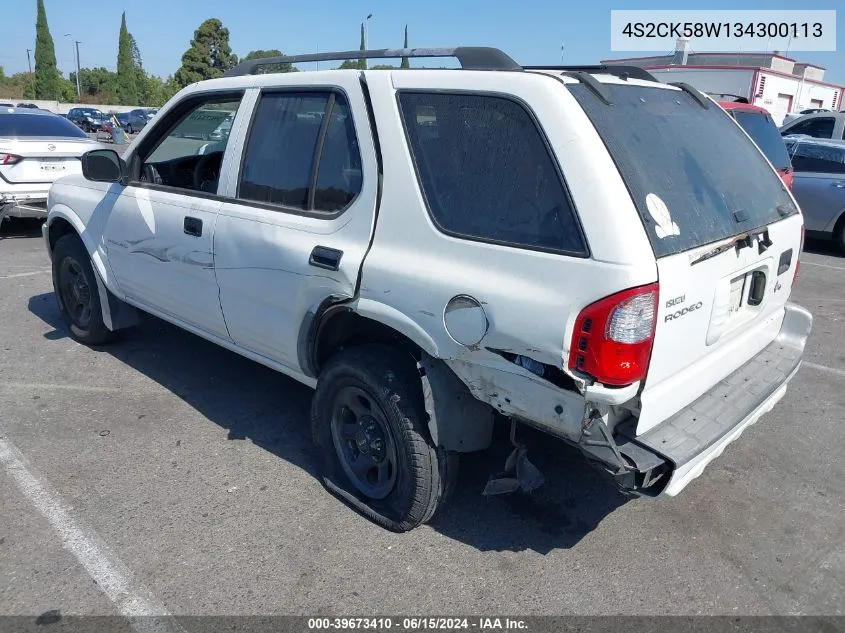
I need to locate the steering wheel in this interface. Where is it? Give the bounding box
[193,151,223,191]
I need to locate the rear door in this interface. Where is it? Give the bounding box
[214,75,378,370]
[787,140,845,232]
[570,82,803,433]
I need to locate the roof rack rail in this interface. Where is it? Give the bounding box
[224,47,522,77]
[669,82,711,109]
[524,65,658,82]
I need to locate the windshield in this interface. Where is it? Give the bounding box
[569,83,797,257]
[0,114,88,138]
[732,110,792,171]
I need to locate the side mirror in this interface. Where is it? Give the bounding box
[81,149,126,183]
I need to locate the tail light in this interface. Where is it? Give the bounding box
[781,169,794,192]
[568,283,659,386]
[0,153,22,166]
[793,224,804,286]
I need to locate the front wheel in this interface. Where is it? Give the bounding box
[51,234,114,345]
[312,345,458,532]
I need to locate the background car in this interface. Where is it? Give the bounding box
[782,108,833,125]
[720,100,794,189]
[780,111,845,141]
[66,107,110,133]
[785,137,845,250]
[122,108,157,134]
[115,112,131,129]
[15,103,40,109]
[0,107,102,221]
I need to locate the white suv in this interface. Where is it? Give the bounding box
[42,48,812,532]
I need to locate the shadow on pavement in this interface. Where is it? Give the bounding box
[803,236,843,259]
[0,218,44,239]
[28,291,628,553]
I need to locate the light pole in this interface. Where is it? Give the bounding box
[64,34,81,98]
[365,14,373,49]
[26,49,32,73]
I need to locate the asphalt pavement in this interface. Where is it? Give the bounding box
[0,218,843,619]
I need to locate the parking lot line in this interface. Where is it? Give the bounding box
[0,437,183,633]
[803,361,845,379]
[801,260,845,272]
[0,381,132,394]
[0,269,51,280]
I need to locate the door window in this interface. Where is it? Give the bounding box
[137,95,242,194]
[783,117,835,139]
[786,141,845,174]
[237,91,362,213]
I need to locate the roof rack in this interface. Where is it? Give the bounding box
[224,47,522,76]
[524,65,658,82]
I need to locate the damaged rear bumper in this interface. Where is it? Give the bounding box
[606,302,812,496]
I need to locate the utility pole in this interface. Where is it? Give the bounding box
[74,40,81,98]
[365,14,373,49]
[26,49,32,73]
[64,34,81,98]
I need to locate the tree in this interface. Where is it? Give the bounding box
[370,64,395,70]
[401,25,410,69]
[358,23,366,69]
[129,33,147,105]
[174,18,238,88]
[337,60,359,70]
[33,0,62,100]
[116,13,138,105]
[70,67,118,102]
[242,49,298,74]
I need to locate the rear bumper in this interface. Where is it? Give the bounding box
[1,192,49,219]
[615,302,812,496]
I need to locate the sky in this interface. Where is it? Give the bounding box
[2,0,843,85]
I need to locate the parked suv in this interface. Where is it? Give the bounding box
[42,48,811,532]
[780,111,845,140]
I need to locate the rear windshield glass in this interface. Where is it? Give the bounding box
[0,114,88,138]
[732,110,792,171]
[569,84,797,257]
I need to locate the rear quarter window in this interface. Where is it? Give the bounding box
[397,91,587,256]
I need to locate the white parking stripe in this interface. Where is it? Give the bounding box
[803,361,845,379]
[0,382,129,394]
[0,269,51,279]
[0,437,183,633]
[801,260,845,272]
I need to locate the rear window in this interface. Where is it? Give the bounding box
[783,117,835,139]
[569,83,797,258]
[398,92,587,255]
[0,114,88,139]
[732,110,792,171]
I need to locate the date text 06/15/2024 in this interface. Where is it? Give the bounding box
[307,618,529,630]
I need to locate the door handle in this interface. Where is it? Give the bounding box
[832,182,845,189]
[183,216,203,237]
[309,246,343,271]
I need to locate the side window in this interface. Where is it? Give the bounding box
[138,95,242,194]
[237,91,362,212]
[784,117,835,139]
[788,143,845,174]
[397,92,587,255]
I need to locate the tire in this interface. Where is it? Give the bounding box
[835,218,845,254]
[126,125,133,135]
[82,123,90,133]
[51,234,114,345]
[312,344,458,532]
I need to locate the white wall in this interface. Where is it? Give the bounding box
[648,68,754,100]
[7,99,138,114]
[754,71,841,124]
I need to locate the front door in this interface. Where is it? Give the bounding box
[104,92,245,339]
[214,78,378,370]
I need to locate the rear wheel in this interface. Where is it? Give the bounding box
[835,217,845,253]
[51,234,114,345]
[312,345,458,532]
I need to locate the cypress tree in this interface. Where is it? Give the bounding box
[401,25,410,69]
[117,12,139,105]
[33,0,62,100]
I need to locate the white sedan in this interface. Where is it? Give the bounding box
[1,107,103,222]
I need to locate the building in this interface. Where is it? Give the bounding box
[602,38,844,125]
